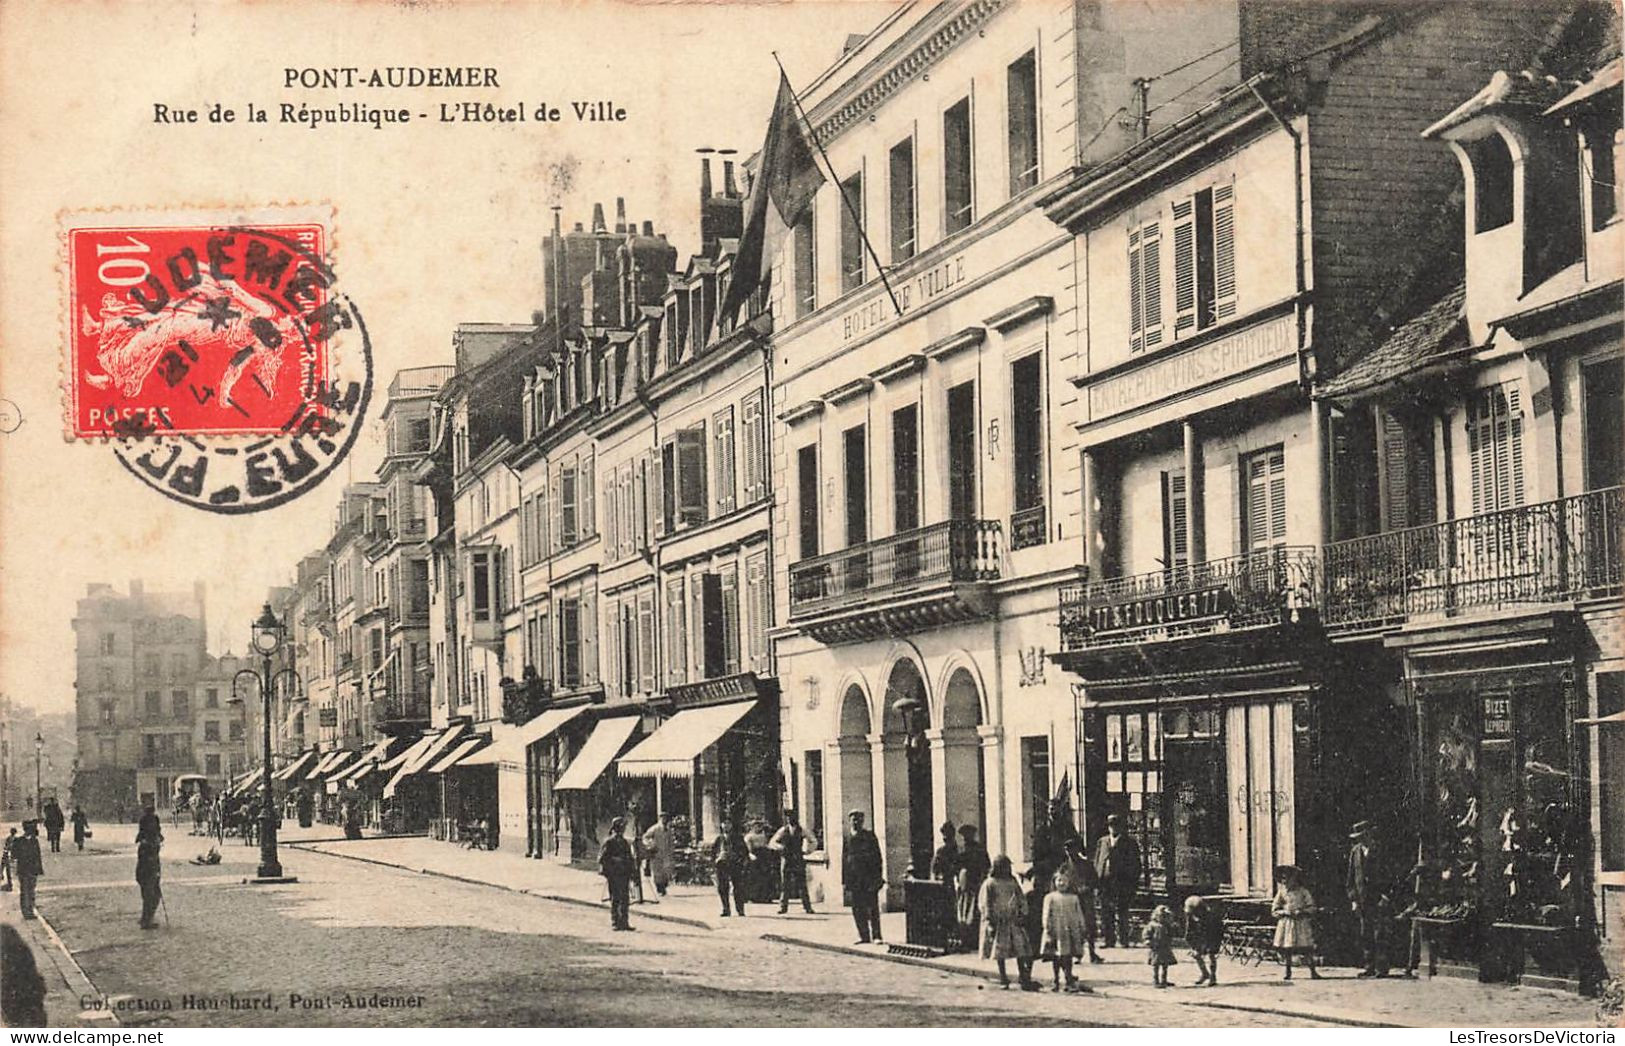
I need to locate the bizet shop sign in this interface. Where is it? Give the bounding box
[1089,312,1295,419]
[1089,586,1233,636]
[841,254,968,342]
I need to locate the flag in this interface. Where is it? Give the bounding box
[720,70,826,322]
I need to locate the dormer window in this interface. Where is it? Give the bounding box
[1465,132,1515,232]
[1586,127,1619,230]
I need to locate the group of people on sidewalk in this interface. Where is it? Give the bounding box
[0,805,161,930]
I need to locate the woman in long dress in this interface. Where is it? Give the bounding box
[977,855,1037,990]
[1271,865,1323,981]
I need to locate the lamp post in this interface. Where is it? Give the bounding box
[249,603,297,883]
[33,731,43,817]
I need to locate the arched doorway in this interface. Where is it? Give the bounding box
[883,659,932,880]
[941,667,986,842]
[836,684,874,834]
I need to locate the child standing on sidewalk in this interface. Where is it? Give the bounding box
[978,855,1038,991]
[1184,894,1224,986]
[1271,865,1323,981]
[1041,871,1092,992]
[1145,904,1177,988]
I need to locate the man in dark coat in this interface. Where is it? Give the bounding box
[13,822,43,919]
[842,810,885,944]
[42,801,64,854]
[1347,819,1388,976]
[598,816,637,931]
[771,809,815,915]
[1093,813,1141,947]
[70,806,90,851]
[711,818,749,918]
[135,819,163,929]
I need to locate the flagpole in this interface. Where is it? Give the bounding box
[771,52,904,319]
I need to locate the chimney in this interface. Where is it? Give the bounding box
[591,202,607,234]
[573,222,584,233]
[699,156,713,201]
[723,160,739,199]
[642,220,654,236]
[615,197,627,235]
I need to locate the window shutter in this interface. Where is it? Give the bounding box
[1141,220,1164,350]
[1163,470,1189,568]
[635,456,649,552]
[622,466,635,558]
[1506,383,1525,507]
[742,390,764,503]
[604,470,620,561]
[582,447,596,537]
[548,464,562,553]
[1381,409,1412,531]
[689,573,707,682]
[1268,450,1287,543]
[1172,197,1197,335]
[603,594,621,696]
[678,426,708,526]
[715,407,736,516]
[745,550,768,671]
[1213,182,1237,321]
[660,440,676,535]
[637,589,656,693]
[721,566,740,675]
[665,577,686,685]
[1245,454,1268,551]
[1468,393,1487,515]
[1128,225,1144,353]
[580,582,598,686]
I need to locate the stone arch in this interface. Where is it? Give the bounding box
[877,642,931,735]
[933,651,991,729]
[831,671,874,738]
[939,663,988,842]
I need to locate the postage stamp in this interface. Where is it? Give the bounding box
[61,206,373,513]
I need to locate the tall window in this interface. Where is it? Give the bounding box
[793,211,816,318]
[892,404,920,533]
[1584,357,1623,491]
[805,749,825,852]
[698,569,741,679]
[1242,446,1287,551]
[557,598,581,688]
[889,137,916,264]
[204,720,220,742]
[797,444,820,558]
[470,549,493,624]
[1468,383,1525,514]
[944,97,974,234]
[1162,468,1189,569]
[662,425,709,531]
[1172,183,1237,336]
[560,466,579,547]
[844,425,868,547]
[839,171,865,293]
[145,690,161,717]
[1010,353,1046,548]
[1467,132,1514,232]
[1588,129,1619,230]
[1020,736,1050,861]
[947,381,977,521]
[1007,51,1039,196]
[172,690,190,719]
[714,406,736,516]
[1129,218,1164,352]
[740,390,767,504]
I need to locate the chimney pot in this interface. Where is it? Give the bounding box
[724,161,739,198]
[699,157,713,202]
[643,220,654,236]
[573,221,584,232]
[615,197,627,234]
[591,202,607,233]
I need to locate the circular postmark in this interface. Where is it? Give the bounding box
[88,226,372,514]
[0,398,20,434]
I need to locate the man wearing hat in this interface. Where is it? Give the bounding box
[12,822,44,920]
[598,817,637,931]
[842,810,885,944]
[1093,814,1141,947]
[1346,819,1387,976]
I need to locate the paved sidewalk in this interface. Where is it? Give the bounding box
[294,835,1604,1028]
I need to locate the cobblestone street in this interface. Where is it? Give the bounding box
[1,823,1604,1028]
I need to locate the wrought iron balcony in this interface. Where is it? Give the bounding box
[1323,486,1622,633]
[1058,546,1320,651]
[788,520,1002,644]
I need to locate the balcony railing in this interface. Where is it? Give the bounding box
[1324,486,1622,631]
[1058,546,1320,651]
[789,519,1002,620]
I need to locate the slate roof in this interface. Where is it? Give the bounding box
[1317,281,1471,398]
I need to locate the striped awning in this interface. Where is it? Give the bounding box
[383,726,466,798]
[377,732,436,773]
[462,706,586,767]
[555,716,640,791]
[426,737,489,775]
[272,749,318,781]
[616,701,754,779]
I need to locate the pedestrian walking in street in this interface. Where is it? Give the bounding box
[641,812,674,899]
[1058,838,1104,964]
[1346,819,1389,977]
[711,818,748,917]
[599,816,637,931]
[70,805,89,851]
[931,821,959,882]
[1145,904,1178,988]
[1093,814,1141,947]
[770,809,815,915]
[1272,865,1322,981]
[1,827,16,891]
[956,825,991,950]
[135,818,163,930]
[296,788,314,829]
[1184,894,1224,986]
[42,800,64,854]
[1041,871,1091,993]
[14,821,44,920]
[978,855,1037,991]
[842,810,884,945]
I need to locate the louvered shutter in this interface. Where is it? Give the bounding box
[659,441,676,535]
[1213,182,1237,321]
[1163,470,1189,568]
[1141,221,1164,350]
[665,577,686,685]
[637,589,656,693]
[548,464,562,553]
[689,574,706,681]
[721,565,740,675]
[1506,384,1525,507]
[603,594,621,696]
[1268,450,1286,543]
[1128,226,1144,353]
[742,390,764,503]
[1468,395,1487,515]
[580,581,598,686]
[604,469,620,562]
[1172,198,1197,335]
[714,407,736,515]
[582,447,596,538]
[1381,409,1412,531]
[745,551,767,670]
[678,426,708,526]
[622,466,635,558]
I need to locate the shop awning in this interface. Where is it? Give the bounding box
[273,749,319,781]
[555,716,641,791]
[337,737,399,787]
[318,751,359,781]
[377,732,438,773]
[305,750,349,781]
[383,726,466,798]
[427,737,489,775]
[228,769,260,794]
[616,701,755,779]
[463,706,587,767]
[1576,710,1625,726]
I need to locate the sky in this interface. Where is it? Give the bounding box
[0,0,900,717]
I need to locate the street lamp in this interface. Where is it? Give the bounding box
[248,603,297,883]
[33,731,43,817]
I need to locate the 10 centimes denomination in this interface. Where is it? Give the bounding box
[63,212,373,513]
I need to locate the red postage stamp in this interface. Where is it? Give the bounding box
[66,221,335,438]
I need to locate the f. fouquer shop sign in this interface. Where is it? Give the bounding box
[1088,586,1234,636]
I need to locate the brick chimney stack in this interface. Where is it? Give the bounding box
[699,156,713,202]
[723,160,739,199]
[591,202,607,234]
[642,220,654,236]
[615,197,627,235]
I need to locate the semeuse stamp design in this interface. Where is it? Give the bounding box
[64,217,372,514]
